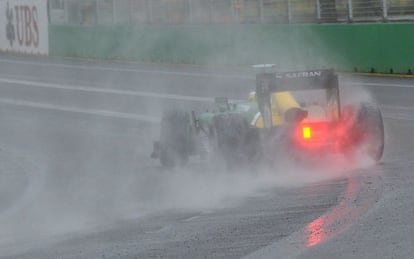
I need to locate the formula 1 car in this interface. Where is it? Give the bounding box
[151,69,384,168]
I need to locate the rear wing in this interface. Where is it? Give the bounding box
[255,69,340,128]
[255,69,338,93]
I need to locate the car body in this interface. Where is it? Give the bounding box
[151,69,384,168]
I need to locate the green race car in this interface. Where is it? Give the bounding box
[151,69,384,168]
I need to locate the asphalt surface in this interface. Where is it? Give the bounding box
[0,54,412,258]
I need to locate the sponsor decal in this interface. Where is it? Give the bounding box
[284,71,322,78]
[1,0,47,55]
[14,4,39,47]
[5,2,15,47]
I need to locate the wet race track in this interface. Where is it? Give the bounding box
[0,55,413,258]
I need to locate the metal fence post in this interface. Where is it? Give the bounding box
[94,0,99,24]
[128,0,132,24]
[146,0,153,24]
[231,0,236,23]
[209,0,213,23]
[166,2,171,24]
[347,0,353,22]
[316,0,321,21]
[232,0,241,23]
[287,0,292,23]
[188,0,193,23]
[258,0,264,23]
[382,0,388,21]
[113,0,117,24]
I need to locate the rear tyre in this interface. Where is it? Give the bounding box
[159,109,192,168]
[213,113,253,168]
[351,103,385,162]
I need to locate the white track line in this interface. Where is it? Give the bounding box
[2,59,414,88]
[1,66,414,122]
[0,76,412,105]
[0,59,252,79]
[0,98,159,122]
[0,77,214,102]
[0,59,414,88]
[347,82,414,88]
[0,96,412,123]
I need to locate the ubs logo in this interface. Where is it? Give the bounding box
[5,2,39,49]
[6,2,15,47]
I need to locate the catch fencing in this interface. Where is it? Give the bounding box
[48,0,414,25]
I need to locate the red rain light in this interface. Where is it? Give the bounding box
[295,122,331,149]
[303,126,312,139]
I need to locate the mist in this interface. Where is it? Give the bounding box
[0,51,380,249]
[0,2,386,256]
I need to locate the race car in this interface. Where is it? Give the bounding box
[151,69,384,168]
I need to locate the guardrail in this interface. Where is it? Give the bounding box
[48,0,414,25]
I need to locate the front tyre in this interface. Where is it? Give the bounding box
[159,109,193,168]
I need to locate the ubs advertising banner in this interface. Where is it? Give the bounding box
[0,0,48,55]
